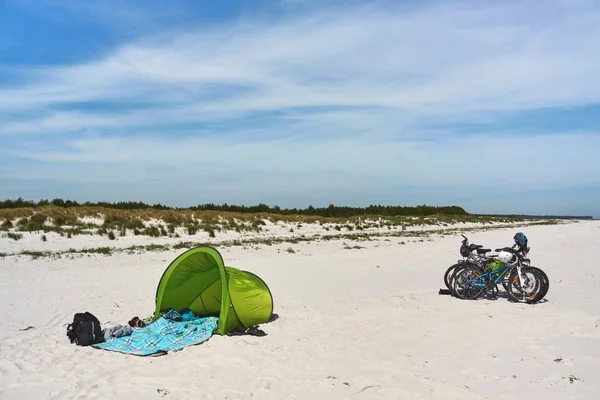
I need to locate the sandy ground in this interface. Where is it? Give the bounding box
[0,220,599,399]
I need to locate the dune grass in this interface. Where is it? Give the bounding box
[0,205,523,231]
[0,203,559,260]
[0,218,559,260]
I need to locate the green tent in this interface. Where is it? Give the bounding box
[154,246,273,335]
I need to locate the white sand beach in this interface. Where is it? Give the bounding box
[1,219,599,399]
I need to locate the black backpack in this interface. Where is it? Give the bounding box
[66,312,105,346]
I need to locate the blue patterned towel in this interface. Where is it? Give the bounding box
[93,310,218,356]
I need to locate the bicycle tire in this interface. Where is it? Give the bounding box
[526,266,549,300]
[449,263,481,297]
[452,265,486,300]
[444,264,460,291]
[444,261,476,291]
[507,267,545,304]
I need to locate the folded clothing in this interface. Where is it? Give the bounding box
[162,308,197,322]
[103,324,132,339]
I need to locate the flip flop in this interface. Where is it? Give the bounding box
[246,326,267,337]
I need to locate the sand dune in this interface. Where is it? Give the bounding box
[1,220,599,399]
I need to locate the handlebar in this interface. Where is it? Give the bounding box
[461,234,468,245]
[494,246,530,261]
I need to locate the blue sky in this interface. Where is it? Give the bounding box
[1,0,600,217]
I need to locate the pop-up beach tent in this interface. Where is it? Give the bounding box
[154,246,273,335]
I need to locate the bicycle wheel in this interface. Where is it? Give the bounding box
[507,267,545,304]
[444,264,459,291]
[527,266,549,300]
[453,266,486,300]
[444,262,476,291]
[449,263,481,297]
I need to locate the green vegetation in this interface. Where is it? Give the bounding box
[0,197,566,260]
[7,233,23,241]
[0,218,565,260]
[1,219,12,230]
[19,250,50,259]
[79,247,112,255]
[1,197,468,217]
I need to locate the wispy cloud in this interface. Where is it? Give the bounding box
[1,0,600,213]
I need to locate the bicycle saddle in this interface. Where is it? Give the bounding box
[495,247,516,253]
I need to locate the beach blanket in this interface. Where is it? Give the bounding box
[93,310,218,356]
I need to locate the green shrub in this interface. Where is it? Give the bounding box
[1,219,12,230]
[79,247,112,255]
[124,218,145,230]
[30,213,48,225]
[19,250,48,259]
[143,226,161,237]
[53,216,67,226]
[7,233,22,241]
[17,220,44,232]
[173,241,194,249]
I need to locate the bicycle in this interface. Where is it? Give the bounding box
[443,234,494,292]
[500,234,550,300]
[452,246,548,303]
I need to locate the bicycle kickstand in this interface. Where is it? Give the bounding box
[486,284,498,300]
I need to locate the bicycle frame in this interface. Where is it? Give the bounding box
[465,260,522,289]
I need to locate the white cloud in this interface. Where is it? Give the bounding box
[2,0,600,124]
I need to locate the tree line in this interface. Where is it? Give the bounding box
[0,197,468,217]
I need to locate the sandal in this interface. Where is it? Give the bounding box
[246,326,267,337]
[227,326,267,337]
